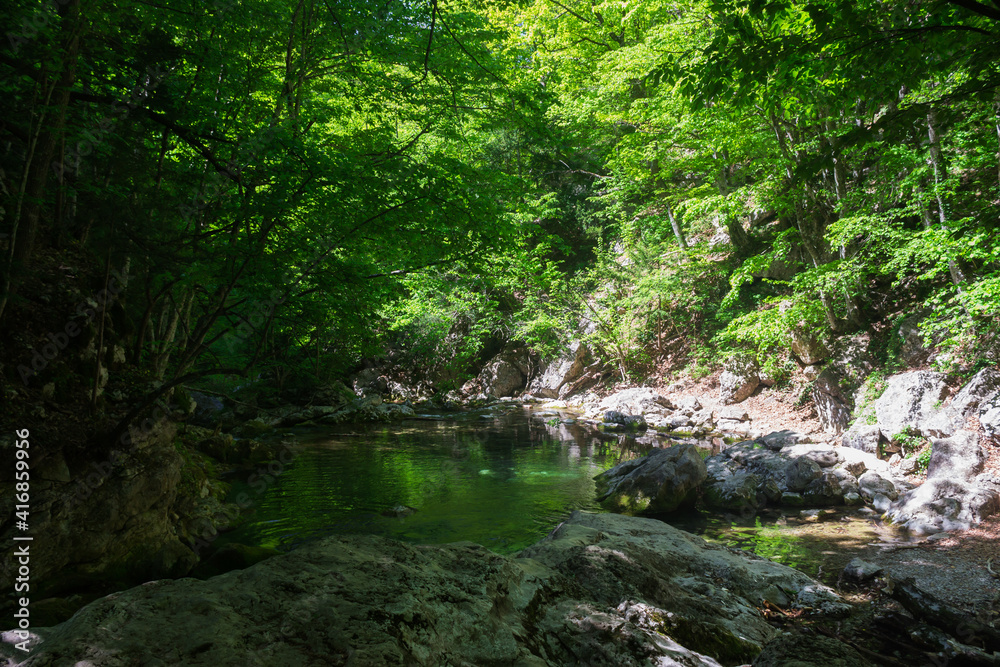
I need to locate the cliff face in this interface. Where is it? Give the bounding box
[0,420,197,604]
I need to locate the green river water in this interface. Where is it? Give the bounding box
[223,405,894,582]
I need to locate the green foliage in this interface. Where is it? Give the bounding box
[855,371,888,426]
[909,446,933,475]
[6,0,1000,419]
[891,427,929,458]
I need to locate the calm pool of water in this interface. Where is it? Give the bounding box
[220,405,896,582]
[222,406,633,553]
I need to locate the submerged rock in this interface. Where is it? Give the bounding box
[12,512,849,666]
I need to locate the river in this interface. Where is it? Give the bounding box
[221,404,894,583]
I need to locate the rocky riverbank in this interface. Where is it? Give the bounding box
[3,511,859,666]
[6,510,998,666]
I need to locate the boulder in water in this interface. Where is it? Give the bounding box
[595,444,707,513]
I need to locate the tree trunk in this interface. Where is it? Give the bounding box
[926,111,967,288]
[0,0,85,322]
[665,202,687,250]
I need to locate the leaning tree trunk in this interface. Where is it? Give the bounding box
[926,109,967,289]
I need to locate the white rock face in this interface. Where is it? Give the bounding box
[873,371,948,439]
[981,394,1000,439]
[924,368,1000,437]
[719,356,760,405]
[528,341,593,399]
[597,387,673,416]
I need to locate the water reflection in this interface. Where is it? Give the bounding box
[222,407,620,553]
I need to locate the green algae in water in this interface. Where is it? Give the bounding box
[221,409,619,554]
[672,509,896,583]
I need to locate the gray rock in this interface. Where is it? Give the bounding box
[886,479,967,533]
[790,330,829,366]
[760,430,810,451]
[896,314,941,366]
[753,632,876,667]
[842,558,883,580]
[668,414,692,428]
[841,422,880,455]
[785,457,823,492]
[603,411,647,430]
[479,346,529,397]
[925,368,1000,437]
[835,446,891,478]
[782,444,838,467]
[719,356,760,405]
[674,396,703,414]
[898,457,919,475]
[15,512,850,667]
[811,367,853,434]
[703,458,762,512]
[691,409,715,428]
[811,335,876,435]
[873,371,948,439]
[595,444,707,513]
[927,430,985,483]
[829,467,860,497]
[528,341,593,399]
[858,471,897,501]
[717,406,750,421]
[598,387,673,417]
[980,392,1000,439]
[872,493,893,513]
[781,491,805,506]
[353,366,389,397]
[717,419,753,435]
[803,470,848,505]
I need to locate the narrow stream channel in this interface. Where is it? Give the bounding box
[221,405,895,583]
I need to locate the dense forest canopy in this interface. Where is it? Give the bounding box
[2,0,1000,436]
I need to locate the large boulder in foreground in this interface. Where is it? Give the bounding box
[594,444,707,513]
[8,512,849,666]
